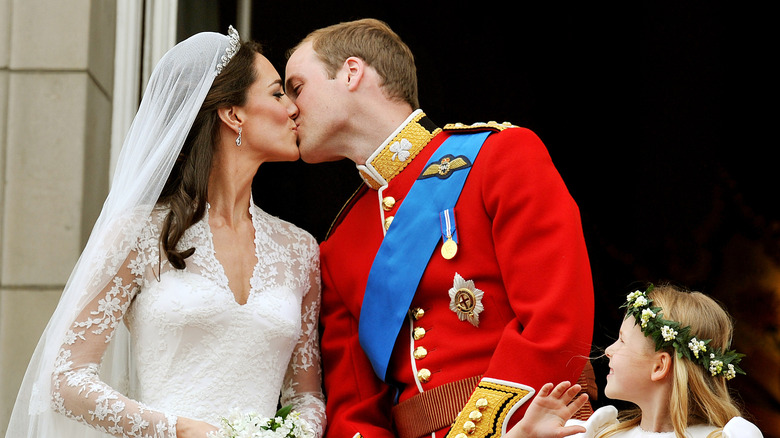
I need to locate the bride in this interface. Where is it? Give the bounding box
[5,27,325,437]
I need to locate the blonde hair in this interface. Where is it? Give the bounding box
[289,18,419,108]
[600,284,743,438]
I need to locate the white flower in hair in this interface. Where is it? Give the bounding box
[632,295,648,308]
[725,364,736,380]
[688,337,707,359]
[661,325,678,341]
[640,308,656,328]
[627,290,644,302]
[709,357,724,376]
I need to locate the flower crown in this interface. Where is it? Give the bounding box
[215,25,240,76]
[621,285,745,380]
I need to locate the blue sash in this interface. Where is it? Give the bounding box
[358,131,491,381]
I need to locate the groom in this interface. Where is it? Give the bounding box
[285,18,595,438]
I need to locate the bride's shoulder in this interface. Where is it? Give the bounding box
[97,204,165,238]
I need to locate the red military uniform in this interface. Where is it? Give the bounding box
[319,110,594,437]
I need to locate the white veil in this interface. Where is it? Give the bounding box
[6,27,239,437]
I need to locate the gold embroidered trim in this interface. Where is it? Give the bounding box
[447,380,532,437]
[365,112,441,188]
[443,121,516,132]
[358,169,382,190]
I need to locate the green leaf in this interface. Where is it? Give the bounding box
[275,404,293,419]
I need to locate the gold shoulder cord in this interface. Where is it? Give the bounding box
[442,121,516,132]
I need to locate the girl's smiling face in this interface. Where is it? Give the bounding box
[604,317,662,403]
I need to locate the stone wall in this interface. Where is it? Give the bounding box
[0,0,115,433]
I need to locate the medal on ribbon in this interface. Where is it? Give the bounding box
[440,208,458,260]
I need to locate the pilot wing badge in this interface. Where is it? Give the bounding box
[418,154,472,180]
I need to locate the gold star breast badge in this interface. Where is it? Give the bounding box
[448,273,485,327]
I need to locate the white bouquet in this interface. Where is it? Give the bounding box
[207,405,315,438]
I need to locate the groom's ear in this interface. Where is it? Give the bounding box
[343,56,365,90]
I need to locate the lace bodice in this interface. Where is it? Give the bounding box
[51,203,325,437]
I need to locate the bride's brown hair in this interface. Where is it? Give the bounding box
[157,40,263,269]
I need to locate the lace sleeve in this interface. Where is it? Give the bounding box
[280,239,326,437]
[50,227,178,438]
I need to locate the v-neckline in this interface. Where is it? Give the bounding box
[204,201,261,306]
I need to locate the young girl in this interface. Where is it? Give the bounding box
[508,284,763,438]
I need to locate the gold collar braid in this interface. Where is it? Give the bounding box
[357,110,441,190]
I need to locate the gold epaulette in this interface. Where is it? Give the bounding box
[446,379,534,437]
[442,121,517,133]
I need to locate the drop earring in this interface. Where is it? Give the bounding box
[235,126,242,147]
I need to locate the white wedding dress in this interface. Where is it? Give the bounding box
[49,202,326,437]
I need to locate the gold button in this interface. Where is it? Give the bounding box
[413,327,426,340]
[413,346,428,360]
[468,410,482,423]
[475,398,489,410]
[463,420,476,434]
[412,307,425,320]
[382,196,396,211]
[417,368,431,383]
[384,216,394,230]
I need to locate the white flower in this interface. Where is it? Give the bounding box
[640,308,656,328]
[208,408,313,438]
[661,325,678,341]
[627,290,644,302]
[688,337,707,359]
[709,359,724,376]
[725,364,736,380]
[633,296,648,308]
[389,138,412,161]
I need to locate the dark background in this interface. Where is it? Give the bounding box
[180,1,778,433]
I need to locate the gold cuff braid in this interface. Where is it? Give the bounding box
[446,379,534,438]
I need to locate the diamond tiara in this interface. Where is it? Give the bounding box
[215,25,240,76]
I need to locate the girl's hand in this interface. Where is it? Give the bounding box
[176,416,219,438]
[505,381,588,438]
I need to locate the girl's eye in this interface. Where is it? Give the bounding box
[273,91,285,99]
